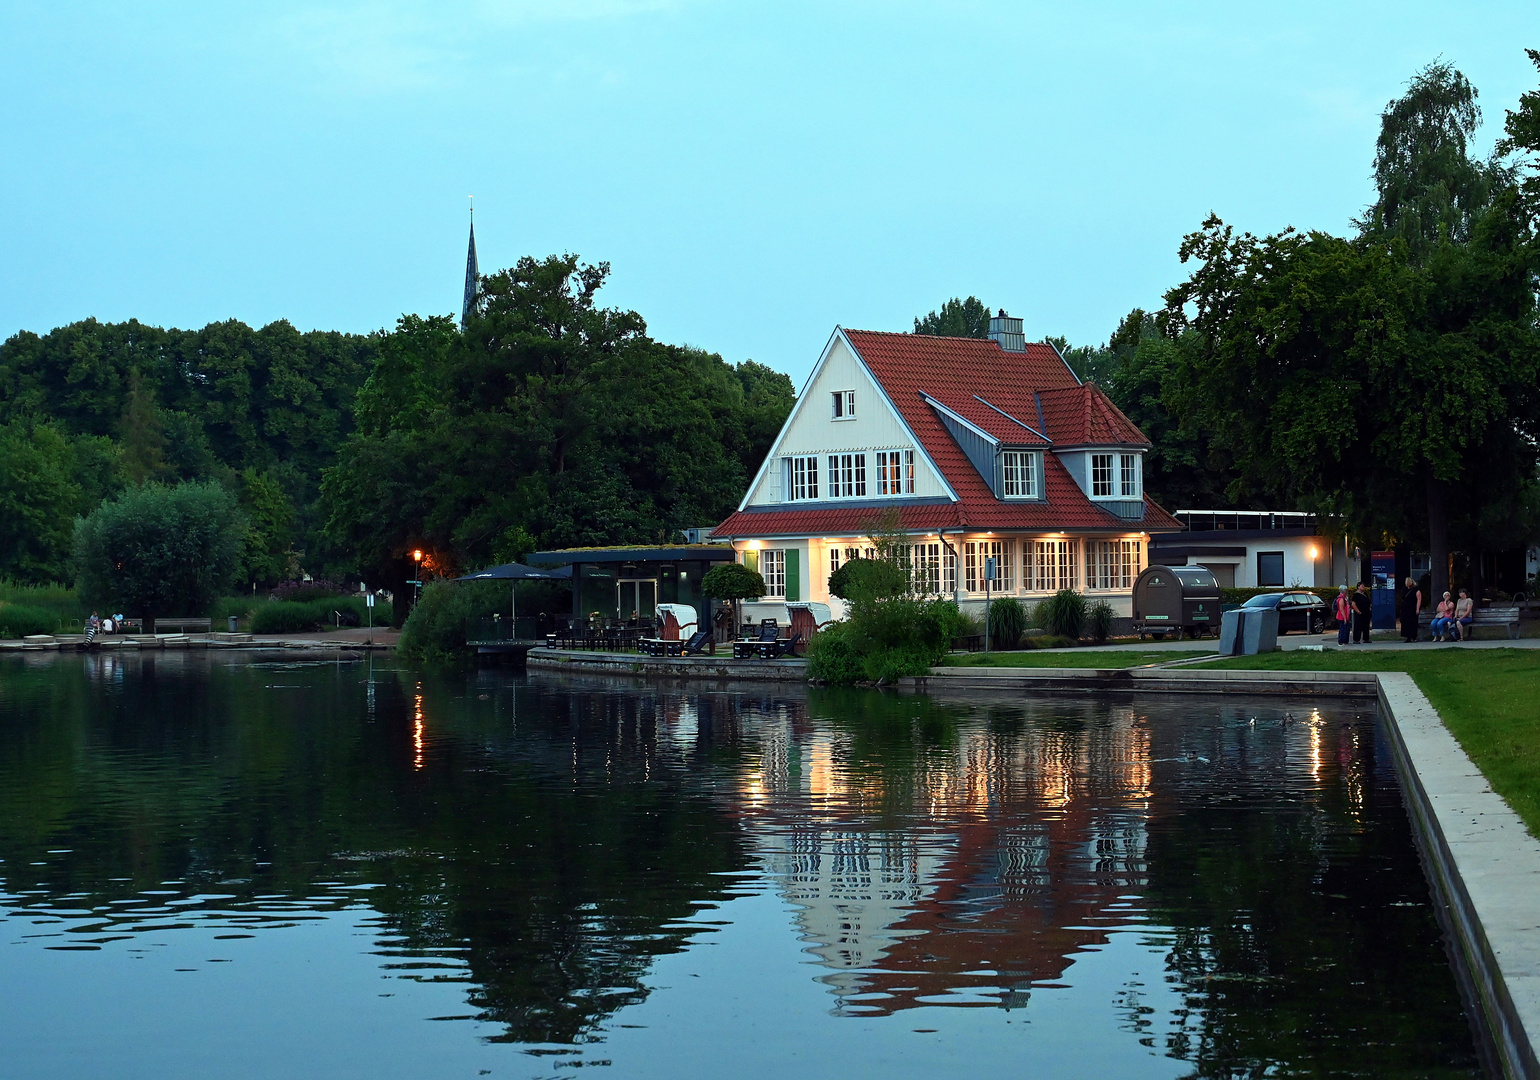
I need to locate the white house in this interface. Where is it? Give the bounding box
[710,314,1182,624]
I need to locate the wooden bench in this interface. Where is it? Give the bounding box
[1418,606,1521,641]
[153,617,212,634]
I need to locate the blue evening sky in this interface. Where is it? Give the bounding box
[2,2,1535,386]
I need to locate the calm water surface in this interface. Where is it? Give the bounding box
[0,652,1479,1079]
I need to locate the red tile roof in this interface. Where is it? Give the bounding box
[711,329,1180,540]
[1038,384,1150,447]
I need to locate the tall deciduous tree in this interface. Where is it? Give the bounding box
[914,297,992,338]
[321,255,795,604]
[1358,61,1506,262]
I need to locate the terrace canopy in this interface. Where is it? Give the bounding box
[526,546,736,623]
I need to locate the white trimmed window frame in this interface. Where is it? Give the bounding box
[826,453,868,498]
[1001,450,1041,499]
[784,455,819,501]
[761,549,786,598]
[1091,454,1115,498]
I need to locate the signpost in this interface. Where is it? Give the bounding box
[366,591,374,646]
[984,556,997,654]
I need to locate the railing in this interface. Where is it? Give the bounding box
[467,617,540,643]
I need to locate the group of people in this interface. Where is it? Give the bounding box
[85,612,127,638]
[1333,581,1476,645]
[1332,584,1377,645]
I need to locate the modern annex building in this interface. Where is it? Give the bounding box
[710,313,1181,621]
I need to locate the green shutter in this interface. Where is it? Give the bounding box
[785,549,800,602]
[743,550,758,574]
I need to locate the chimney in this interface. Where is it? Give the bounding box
[988,309,1025,352]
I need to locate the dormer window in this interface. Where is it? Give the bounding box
[1091,454,1114,497]
[831,390,856,420]
[1120,453,1140,497]
[1001,450,1040,499]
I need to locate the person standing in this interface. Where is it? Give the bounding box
[1333,586,1352,646]
[1400,576,1422,643]
[1351,583,1373,644]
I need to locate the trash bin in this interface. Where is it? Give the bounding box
[227,615,239,633]
[1219,607,1280,656]
[1219,608,1245,655]
[1243,607,1279,654]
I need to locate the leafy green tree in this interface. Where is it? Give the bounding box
[1358,60,1506,261]
[1497,49,1540,211]
[914,297,992,338]
[321,255,794,596]
[0,419,84,582]
[701,562,765,636]
[72,481,247,623]
[117,369,166,485]
[237,468,298,586]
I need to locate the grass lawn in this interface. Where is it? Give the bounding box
[1196,648,1540,835]
[943,649,1212,668]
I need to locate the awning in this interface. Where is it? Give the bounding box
[454,561,573,582]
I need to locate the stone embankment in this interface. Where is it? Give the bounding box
[0,633,390,652]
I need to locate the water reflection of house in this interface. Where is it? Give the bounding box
[733,705,1156,1013]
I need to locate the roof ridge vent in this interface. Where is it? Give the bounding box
[988,309,1025,352]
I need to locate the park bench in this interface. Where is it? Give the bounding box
[153,617,212,635]
[1417,606,1521,641]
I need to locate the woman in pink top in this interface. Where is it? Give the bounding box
[1431,592,1456,641]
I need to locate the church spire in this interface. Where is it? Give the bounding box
[460,199,479,330]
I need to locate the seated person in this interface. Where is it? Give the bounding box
[1430,592,1456,641]
[1453,589,1475,641]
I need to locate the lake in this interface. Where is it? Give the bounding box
[0,652,1481,1079]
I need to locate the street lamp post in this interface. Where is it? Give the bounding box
[412,549,424,613]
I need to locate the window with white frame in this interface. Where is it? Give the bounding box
[904,450,915,494]
[1001,450,1040,499]
[785,455,818,500]
[963,540,1012,592]
[761,549,785,598]
[1087,539,1143,590]
[1119,454,1139,497]
[831,390,856,419]
[1091,454,1115,497]
[1031,539,1080,591]
[911,543,942,595]
[942,544,957,595]
[827,453,867,497]
[829,545,841,578]
[876,451,903,496]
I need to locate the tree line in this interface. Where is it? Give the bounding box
[0,259,793,622]
[920,54,1540,601]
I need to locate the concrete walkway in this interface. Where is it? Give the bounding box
[1029,631,1540,657]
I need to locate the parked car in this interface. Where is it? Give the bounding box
[1241,590,1327,635]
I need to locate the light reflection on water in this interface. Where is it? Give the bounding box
[0,652,1481,1079]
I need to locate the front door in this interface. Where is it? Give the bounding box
[617,580,657,624]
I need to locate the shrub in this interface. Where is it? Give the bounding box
[398,580,509,665]
[1087,600,1115,644]
[269,579,351,603]
[73,481,246,622]
[814,595,965,685]
[0,580,82,629]
[806,622,865,684]
[987,597,1026,649]
[1037,588,1087,639]
[827,557,908,601]
[249,596,387,635]
[0,603,57,638]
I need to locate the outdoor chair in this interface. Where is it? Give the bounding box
[733,622,780,659]
[678,629,714,656]
[757,632,802,660]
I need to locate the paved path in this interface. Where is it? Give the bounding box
[1057,632,1540,655]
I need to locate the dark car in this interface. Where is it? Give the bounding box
[1241,590,1328,635]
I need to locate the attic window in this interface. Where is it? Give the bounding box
[1001,450,1039,499]
[831,390,855,419]
[1092,454,1114,497]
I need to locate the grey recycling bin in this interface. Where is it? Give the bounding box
[1218,607,1279,656]
[228,615,239,632]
